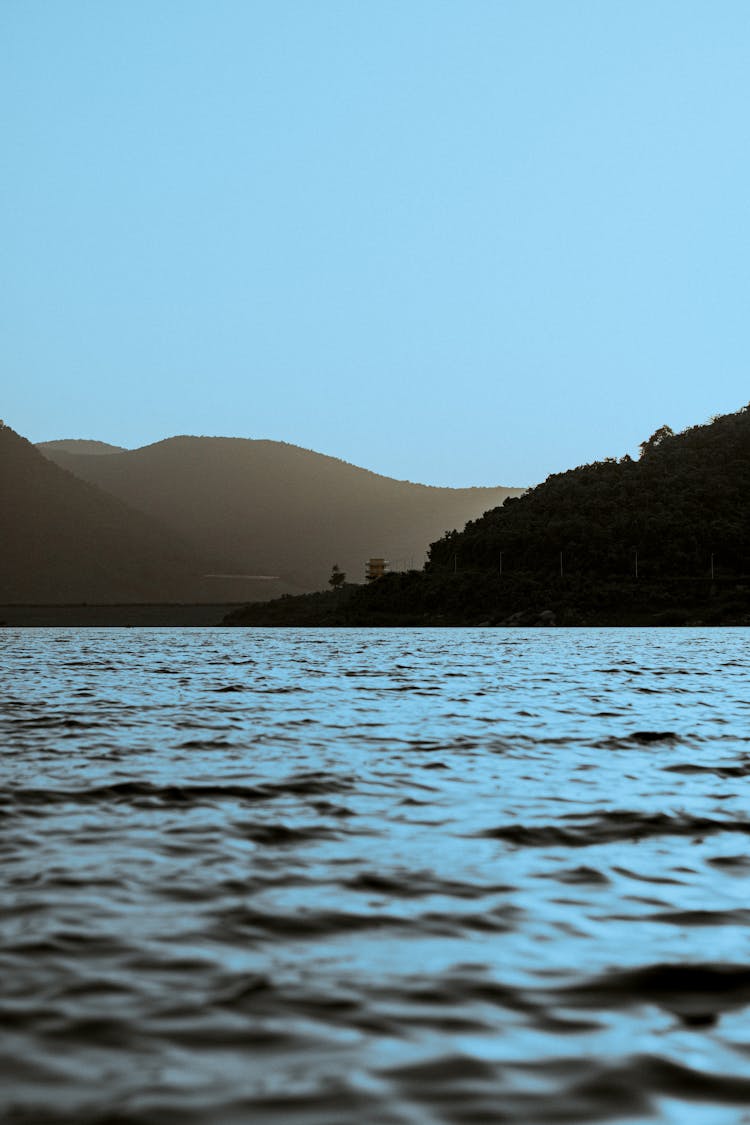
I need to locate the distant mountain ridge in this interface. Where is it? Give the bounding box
[37,439,126,456]
[38,435,524,590]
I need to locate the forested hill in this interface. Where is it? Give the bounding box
[226,405,750,626]
[427,407,750,579]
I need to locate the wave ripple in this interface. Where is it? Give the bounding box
[1,625,749,1124]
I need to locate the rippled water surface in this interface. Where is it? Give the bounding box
[2,627,750,1124]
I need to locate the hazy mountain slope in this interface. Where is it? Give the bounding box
[37,439,126,456]
[39,437,524,589]
[0,423,207,602]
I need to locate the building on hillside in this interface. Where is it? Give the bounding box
[365,557,388,582]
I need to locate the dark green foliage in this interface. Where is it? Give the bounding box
[425,405,750,582]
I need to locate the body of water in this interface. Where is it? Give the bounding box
[1,627,749,1124]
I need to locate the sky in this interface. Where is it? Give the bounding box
[2,1,749,487]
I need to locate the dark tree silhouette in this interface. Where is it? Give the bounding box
[328,564,346,590]
[639,424,675,459]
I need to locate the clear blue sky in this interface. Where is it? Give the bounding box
[2,1,749,487]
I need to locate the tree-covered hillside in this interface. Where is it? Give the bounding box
[427,407,750,581]
[225,405,750,626]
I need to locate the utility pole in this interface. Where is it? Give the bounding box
[453,553,457,573]
[635,549,639,579]
[559,552,563,577]
[710,552,715,580]
[499,551,503,576]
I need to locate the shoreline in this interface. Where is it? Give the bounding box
[1,593,748,629]
[0,604,245,627]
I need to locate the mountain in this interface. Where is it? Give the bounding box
[37,439,126,456]
[0,422,209,603]
[225,405,750,627]
[38,436,524,590]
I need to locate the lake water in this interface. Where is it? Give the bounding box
[1,627,750,1124]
